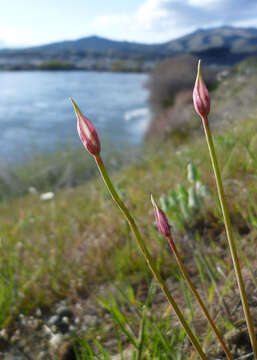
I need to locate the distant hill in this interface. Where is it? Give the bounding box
[164,26,257,65]
[31,35,160,54]
[164,26,257,53]
[20,26,257,55]
[1,26,257,70]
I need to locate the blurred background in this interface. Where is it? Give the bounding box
[1,2,257,359]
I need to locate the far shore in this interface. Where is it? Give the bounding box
[0,67,147,73]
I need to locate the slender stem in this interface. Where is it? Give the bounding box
[201,116,257,359]
[94,154,207,360]
[167,235,233,360]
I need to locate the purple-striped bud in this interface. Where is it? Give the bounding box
[193,60,210,118]
[151,195,171,237]
[70,98,101,156]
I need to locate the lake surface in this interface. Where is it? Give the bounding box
[0,71,150,163]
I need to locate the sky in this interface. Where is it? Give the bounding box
[1,0,257,47]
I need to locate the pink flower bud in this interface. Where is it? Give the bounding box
[70,98,101,156]
[151,195,171,237]
[193,60,210,118]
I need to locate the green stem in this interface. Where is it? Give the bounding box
[201,116,257,359]
[167,235,233,360]
[94,154,207,360]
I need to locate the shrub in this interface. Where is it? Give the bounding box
[146,54,216,115]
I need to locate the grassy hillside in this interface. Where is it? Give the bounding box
[0,59,257,359]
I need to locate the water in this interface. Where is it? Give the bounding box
[0,71,150,163]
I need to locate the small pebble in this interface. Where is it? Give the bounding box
[37,351,46,360]
[62,316,69,324]
[36,309,42,317]
[28,186,37,194]
[0,328,8,341]
[69,325,75,332]
[40,192,54,201]
[51,325,57,333]
[49,333,63,351]
[56,306,73,318]
[49,315,59,326]
[42,325,52,336]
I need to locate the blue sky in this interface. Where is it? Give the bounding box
[1,0,257,47]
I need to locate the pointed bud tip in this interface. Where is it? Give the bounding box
[196,59,202,84]
[69,97,75,106]
[70,98,101,156]
[197,59,201,76]
[150,194,171,237]
[70,98,81,113]
[150,194,156,208]
[193,59,210,118]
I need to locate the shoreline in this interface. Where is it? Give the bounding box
[0,67,148,73]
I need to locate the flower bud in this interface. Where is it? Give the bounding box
[151,195,171,237]
[193,60,210,118]
[70,98,101,156]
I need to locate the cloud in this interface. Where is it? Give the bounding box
[0,25,31,47]
[167,0,257,25]
[135,0,171,30]
[91,0,257,43]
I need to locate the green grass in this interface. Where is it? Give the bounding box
[0,112,256,358]
[71,281,189,359]
[0,140,139,200]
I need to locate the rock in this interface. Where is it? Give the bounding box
[35,309,42,317]
[48,308,72,334]
[10,330,20,344]
[224,328,251,347]
[56,306,73,318]
[111,346,134,360]
[69,325,75,332]
[42,325,52,336]
[37,351,46,360]
[49,333,63,352]
[0,329,8,341]
[28,186,37,194]
[40,192,54,201]
[74,317,80,325]
[57,341,79,360]
[62,316,69,324]
[49,315,59,326]
[83,314,98,327]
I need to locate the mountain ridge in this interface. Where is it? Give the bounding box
[1,26,257,70]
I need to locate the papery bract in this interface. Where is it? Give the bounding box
[193,60,210,118]
[151,195,171,237]
[70,98,101,156]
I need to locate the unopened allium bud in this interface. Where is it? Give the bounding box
[70,98,101,156]
[151,195,171,237]
[193,60,210,118]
